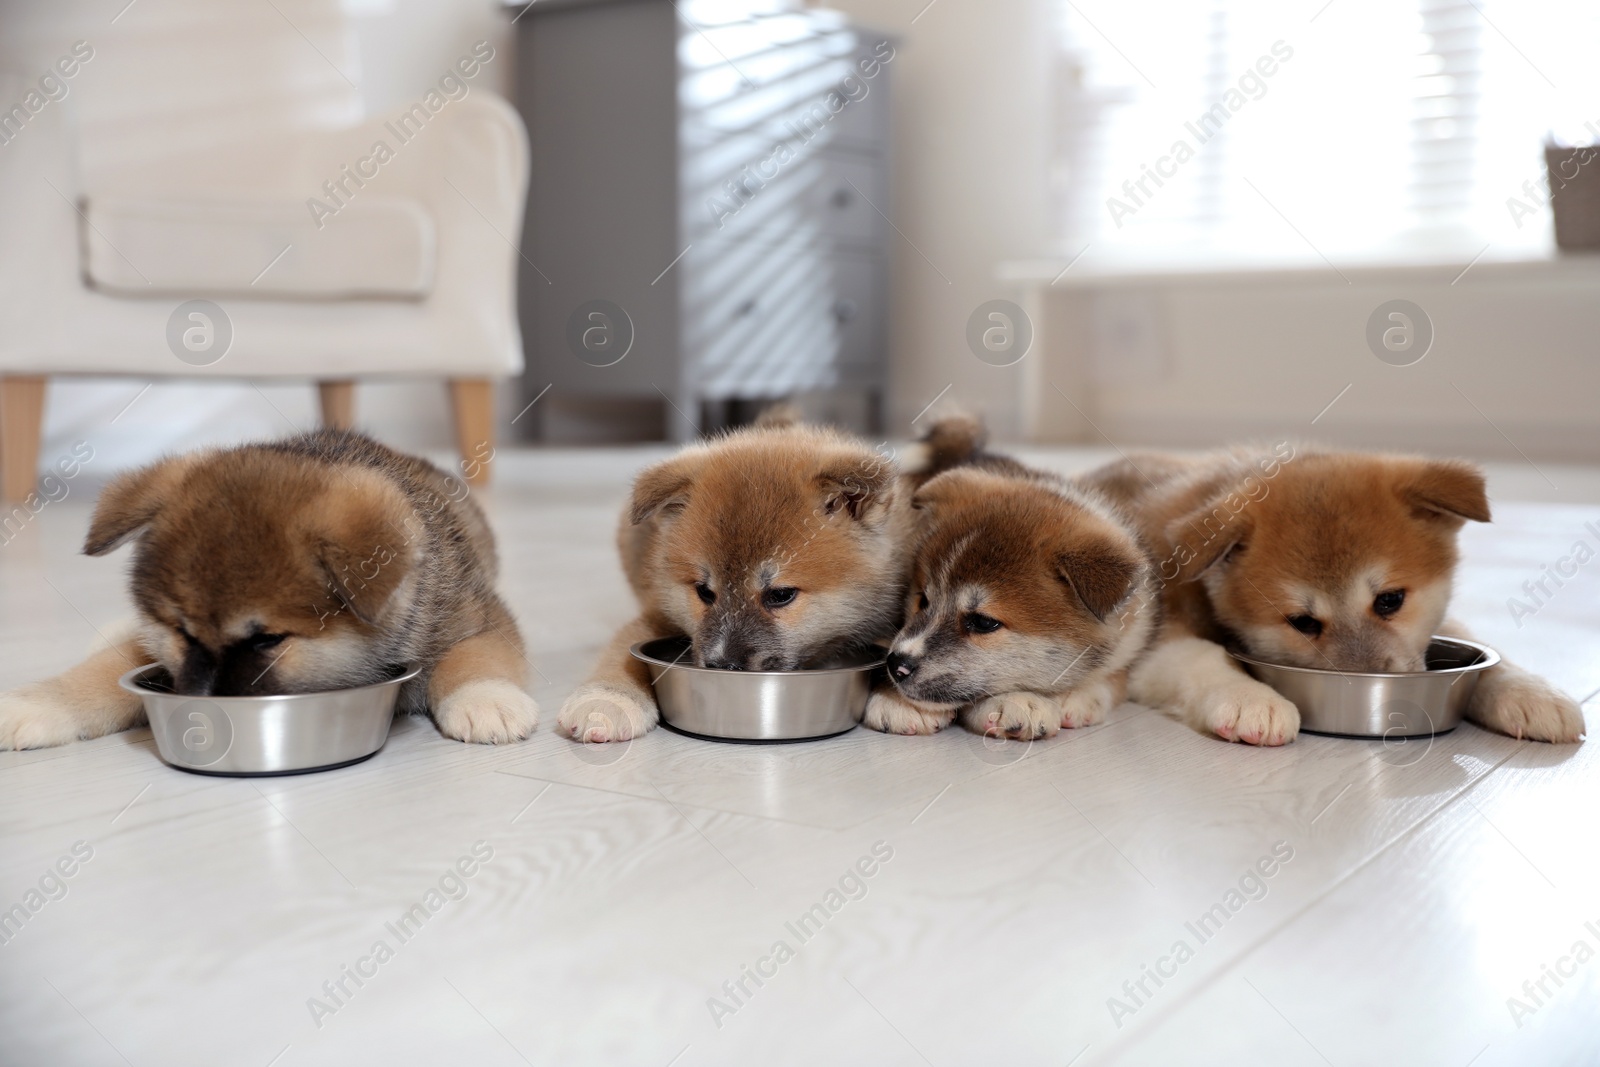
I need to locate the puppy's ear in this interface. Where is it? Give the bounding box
[83,455,196,555]
[1166,495,1254,583]
[1399,459,1490,524]
[630,453,702,524]
[817,450,896,522]
[311,471,421,626]
[910,468,962,513]
[1057,540,1142,623]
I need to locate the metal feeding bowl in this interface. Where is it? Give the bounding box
[1231,636,1500,739]
[631,637,884,743]
[119,664,420,776]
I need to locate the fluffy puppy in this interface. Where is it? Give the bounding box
[864,449,1157,739]
[1080,445,1585,746]
[558,419,918,743]
[0,430,538,750]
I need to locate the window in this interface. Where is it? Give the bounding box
[1050,0,1600,263]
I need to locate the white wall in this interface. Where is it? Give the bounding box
[821,0,1598,464]
[817,0,1055,437]
[1020,259,1600,464]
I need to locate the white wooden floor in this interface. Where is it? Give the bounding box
[2,446,1598,1067]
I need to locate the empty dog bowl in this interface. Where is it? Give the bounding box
[1231,636,1499,739]
[630,637,884,742]
[119,663,420,776]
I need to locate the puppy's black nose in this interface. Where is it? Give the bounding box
[886,651,918,680]
[703,657,744,671]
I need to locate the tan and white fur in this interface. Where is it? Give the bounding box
[554,411,1001,744]
[865,444,1157,741]
[1081,445,1585,746]
[0,430,538,750]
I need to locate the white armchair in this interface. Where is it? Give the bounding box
[0,0,529,501]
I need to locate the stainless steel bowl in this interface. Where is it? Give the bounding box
[631,637,884,742]
[119,664,420,776]
[1232,636,1500,738]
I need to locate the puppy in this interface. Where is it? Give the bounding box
[1080,444,1585,746]
[864,443,1157,739]
[0,430,539,749]
[558,418,921,743]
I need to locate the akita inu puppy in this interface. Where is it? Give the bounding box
[864,443,1157,740]
[559,418,930,743]
[1081,446,1585,746]
[0,430,539,749]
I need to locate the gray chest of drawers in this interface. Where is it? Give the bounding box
[513,0,893,440]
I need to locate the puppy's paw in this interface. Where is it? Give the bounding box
[1058,680,1113,730]
[434,680,539,745]
[1471,671,1586,744]
[1199,680,1299,746]
[863,690,954,735]
[557,683,656,743]
[965,691,1062,740]
[0,688,82,751]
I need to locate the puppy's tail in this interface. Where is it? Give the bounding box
[753,402,805,430]
[921,413,987,472]
[906,412,988,478]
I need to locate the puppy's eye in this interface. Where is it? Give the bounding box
[964,613,1003,635]
[250,633,286,651]
[1373,590,1405,618]
[762,587,799,609]
[917,592,929,612]
[694,582,716,605]
[1287,615,1323,638]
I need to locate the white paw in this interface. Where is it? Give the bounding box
[1472,671,1586,744]
[863,690,954,735]
[1199,679,1299,746]
[1059,681,1112,730]
[965,691,1062,740]
[0,689,82,751]
[434,680,539,744]
[557,683,656,743]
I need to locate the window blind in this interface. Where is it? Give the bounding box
[1051,0,1600,263]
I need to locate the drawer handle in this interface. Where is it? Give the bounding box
[829,187,853,209]
[734,298,759,319]
[833,299,857,324]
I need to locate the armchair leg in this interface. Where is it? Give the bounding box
[1,376,46,505]
[448,379,495,487]
[318,380,356,430]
